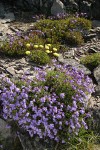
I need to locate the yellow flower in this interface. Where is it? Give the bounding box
[45,45,50,50]
[26,43,30,48]
[53,48,57,51]
[39,45,44,48]
[46,50,51,53]
[25,51,31,55]
[47,44,52,47]
[53,53,59,57]
[34,45,39,48]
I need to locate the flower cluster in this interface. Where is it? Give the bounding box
[0,31,45,57]
[0,63,94,143]
[25,43,59,57]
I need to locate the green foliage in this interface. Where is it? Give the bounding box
[0,34,45,57]
[45,70,75,103]
[0,40,26,57]
[57,130,100,150]
[80,53,100,70]
[64,31,84,46]
[0,132,22,150]
[67,17,92,30]
[30,50,50,65]
[34,17,91,45]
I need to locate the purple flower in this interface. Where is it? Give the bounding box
[60,93,65,99]
[0,63,94,142]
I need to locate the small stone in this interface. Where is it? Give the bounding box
[85,33,96,40]
[15,70,24,74]
[64,50,74,58]
[18,58,27,64]
[6,67,15,76]
[88,47,97,53]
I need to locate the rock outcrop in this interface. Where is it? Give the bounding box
[1,0,100,19]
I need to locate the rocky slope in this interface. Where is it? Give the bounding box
[0,4,100,149]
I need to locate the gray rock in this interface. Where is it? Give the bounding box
[94,65,100,85]
[95,85,100,96]
[18,58,27,64]
[64,50,74,58]
[3,12,15,23]
[88,47,98,53]
[58,55,91,75]
[0,2,5,18]
[84,33,97,41]
[0,118,11,139]
[92,20,100,28]
[51,0,66,15]
[6,67,15,76]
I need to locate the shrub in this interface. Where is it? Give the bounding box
[25,43,60,64]
[80,53,100,71]
[67,17,92,31]
[64,31,84,46]
[0,33,45,57]
[0,63,94,144]
[33,17,91,45]
[30,50,50,65]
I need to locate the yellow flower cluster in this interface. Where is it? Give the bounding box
[25,43,59,57]
[44,44,59,57]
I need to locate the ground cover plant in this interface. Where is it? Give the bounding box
[0,17,92,71]
[80,53,100,71]
[33,17,91,46]
[0,32,45,57]
[0,61,94,149]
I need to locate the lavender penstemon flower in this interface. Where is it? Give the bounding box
[0,63,94,143]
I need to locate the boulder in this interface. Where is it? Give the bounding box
[51,0,66,15]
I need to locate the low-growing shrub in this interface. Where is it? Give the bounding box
[30,50,50,65]
[64,31,84,46]
[33,17,91,45]
[80,53,100,71]
[0,63,94,145]
[0,33,45,57]
[25,43,60,64]
[67,17,91,31]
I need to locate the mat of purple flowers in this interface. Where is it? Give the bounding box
[0,60,94,143]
